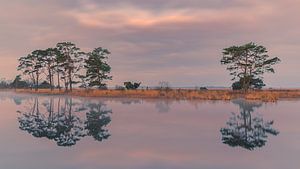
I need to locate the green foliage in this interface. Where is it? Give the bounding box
[232,76,265,90]
[56,42,85,91]
[11,75,22,89]
[43,48,60,90]
[84,47,112,89]
[124,81,141,90]
[232,81,242,90]
[200,87,208,91]
[0,78,10,88]
[39,81,53,89]
[17,50,44,90]
[17,43,112,91]
[10,75,30,89]
[221,42,280,91]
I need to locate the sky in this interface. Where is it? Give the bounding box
[0,0,299,88]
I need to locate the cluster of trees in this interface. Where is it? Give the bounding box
[17,42,112,91]
[221,42,281,92]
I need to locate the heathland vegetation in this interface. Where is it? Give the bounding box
[2,41,299,102]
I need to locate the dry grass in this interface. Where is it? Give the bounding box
[244,90,300,102]
[14,88,300,102]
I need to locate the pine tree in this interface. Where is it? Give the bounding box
[56,42,84,91]
[18,50,44,91]
[42,48,59,90]
[85,47,112,89]
[221,42,280,92]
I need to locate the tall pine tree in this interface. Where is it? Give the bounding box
[85,47,112,89]
[56,42,84,91]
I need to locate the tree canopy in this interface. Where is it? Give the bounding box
[56,42,85,91]
[84,47,112,89]
[221,42,280,91]
[17,42,112,91]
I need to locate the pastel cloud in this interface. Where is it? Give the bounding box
[64,1,274,29]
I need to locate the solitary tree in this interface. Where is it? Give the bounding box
[221,42,280,92]
[84,47,112,89]
[56,42,84,91]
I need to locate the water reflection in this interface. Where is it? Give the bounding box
[220,99,279,150]
[155,100,173,113]
[109,98,174,113]
[17,96,111,147]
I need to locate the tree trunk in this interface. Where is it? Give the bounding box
[35,72,39,91]
[49,69,53,91]
[243,56,249,93]
[68,69,72,91]
[57,73,61,91]
[51,74,54,90]
[31,73,35,90]
[14,80,17,91]
[64,79,68,92]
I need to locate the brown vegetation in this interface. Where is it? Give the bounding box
[14,88,300,102]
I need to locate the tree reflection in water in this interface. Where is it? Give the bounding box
[17,97,111,147]
[85,103,111,141]
[220,99,279,150]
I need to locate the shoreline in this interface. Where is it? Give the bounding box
[9,88,300,102]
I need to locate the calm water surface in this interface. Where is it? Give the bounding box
[0,91,299,169]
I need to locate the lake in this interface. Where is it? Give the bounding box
[0,91,298,169]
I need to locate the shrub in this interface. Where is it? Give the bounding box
[200,87,208,91]
[124,82,141,90]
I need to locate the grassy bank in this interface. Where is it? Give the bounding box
[13,88,300,102]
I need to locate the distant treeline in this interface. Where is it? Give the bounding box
[0,76,56,89]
